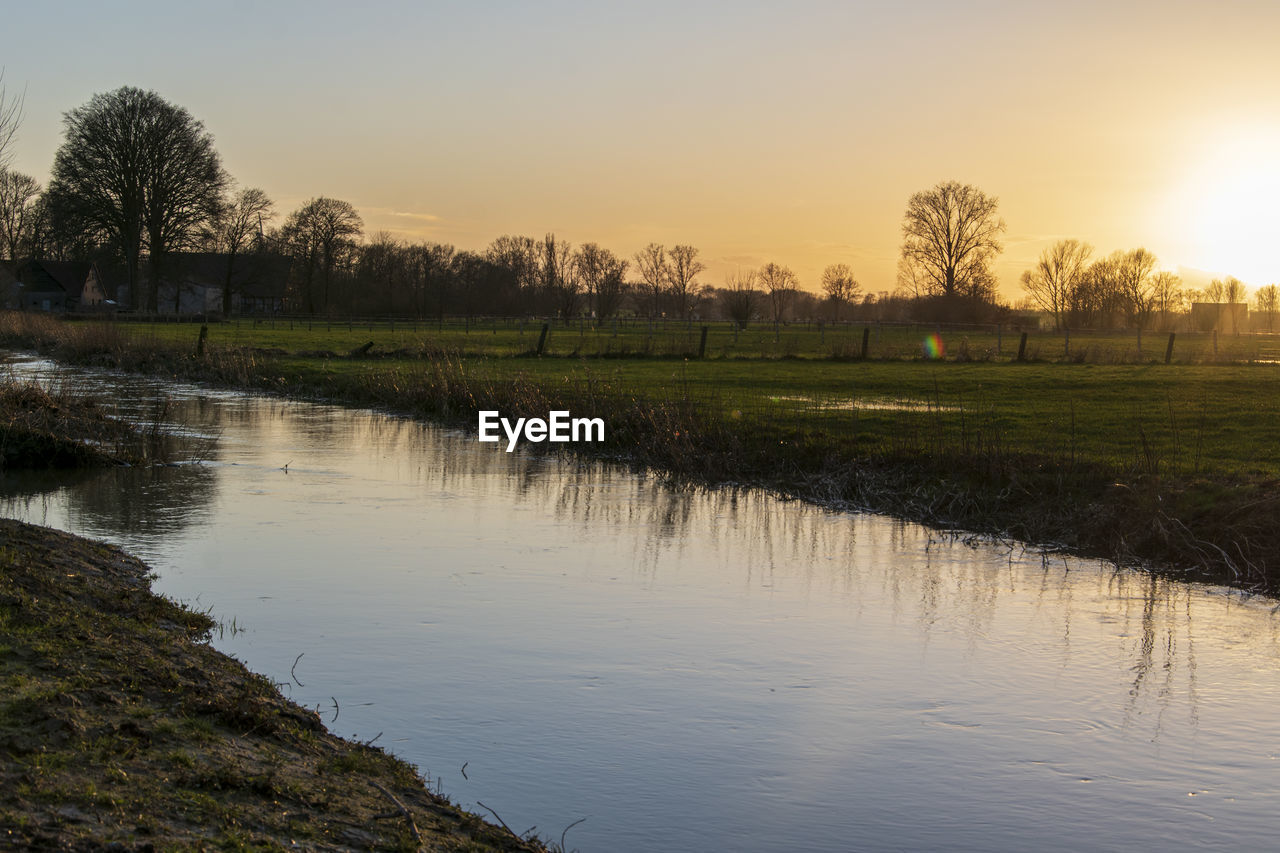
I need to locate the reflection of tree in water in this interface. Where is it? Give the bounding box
[64,464,218,541]
[412,440,1280,737]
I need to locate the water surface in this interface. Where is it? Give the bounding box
[3,354,1279,852]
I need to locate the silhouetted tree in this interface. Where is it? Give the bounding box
[541,233,581,320]
[759,261,798,331]
[575,242,628,321]
[0,69,22,170]
[0,169,39,263]
[1020,239,1092,330]
[899,180,1004,306]
[48,87,226,310]
[1255,284,1279,332]
[666,244,704,319]
[634,243,667,318]
[210,186,274,313]
[820,263,860,323]
[279,196,362,314]
[485,234,539,314]
[1115,248,1158,329]
[720,268,759,329]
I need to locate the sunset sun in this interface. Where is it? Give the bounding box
[1180,131,1280,285]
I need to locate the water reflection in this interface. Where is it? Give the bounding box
[2,352,1280,852]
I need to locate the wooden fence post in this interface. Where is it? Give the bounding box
[536,322,550,356]
[861,326,870,359]
[1165,332,1176,364]
[699,325,709,358]
[1017,331,1028,362]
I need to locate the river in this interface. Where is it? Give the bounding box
[3,353,1279,852]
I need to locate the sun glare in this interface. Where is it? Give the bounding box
[1179,131,1280,286]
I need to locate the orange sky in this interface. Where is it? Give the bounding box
[6,1,1280,297]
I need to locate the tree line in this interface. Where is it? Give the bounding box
[1,84,1273,328]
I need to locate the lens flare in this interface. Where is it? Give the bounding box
[923,333,945,359]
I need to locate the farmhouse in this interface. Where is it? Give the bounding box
[4,260,93,312]
[1189,302,1248,334]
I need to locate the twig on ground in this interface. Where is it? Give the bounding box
[476,801,520,840]
[370,781,423,845]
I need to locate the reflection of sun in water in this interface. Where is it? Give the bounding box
[1178,131,1280,286]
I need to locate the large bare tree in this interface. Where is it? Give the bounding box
[48,87,226,311]
[1020,239,1092,330]
[899,180,1005,301]
[820,263,860,322]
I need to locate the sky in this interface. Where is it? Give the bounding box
[4,0,1280,298]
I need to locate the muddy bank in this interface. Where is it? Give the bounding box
[0,519,546,851]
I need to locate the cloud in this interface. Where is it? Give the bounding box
[361,206,444,224]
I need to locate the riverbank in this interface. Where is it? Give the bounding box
[0,377,144,470]
[0,518,547,851]
[2,310,1278,593]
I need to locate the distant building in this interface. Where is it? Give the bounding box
[0,253,291,315]
[8,260,93,312]
[1190,302,1248,334]
[150,252,291,315]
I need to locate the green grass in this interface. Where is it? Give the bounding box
[116,315,1280,363]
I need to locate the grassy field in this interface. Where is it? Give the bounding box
[122,314,1280,364]
[119,316,1280,479]
[6,312,1280,590]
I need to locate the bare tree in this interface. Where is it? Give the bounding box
[1149,270,1184,330]
[666,244,705,319]
[720,268,759,329]
[1221,275,1248,305]
[820,263,860,323]
[899,180,1005,302]
[48,87,226,311]
[541,233,581,321]
[280,197,363,314]
[1020,239,1092,330]
[575,242,628,322]
[759,261,798,331]
[211,186,274,313]
[409,241,455,319]
[634,242,667,318]
[0,169,40,264]
[485,234,540,314]
[1114,248,1158,329]
[0,69,23,170]
[1255,284,1279,332]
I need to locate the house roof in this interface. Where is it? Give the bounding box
[17,260,92,299]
